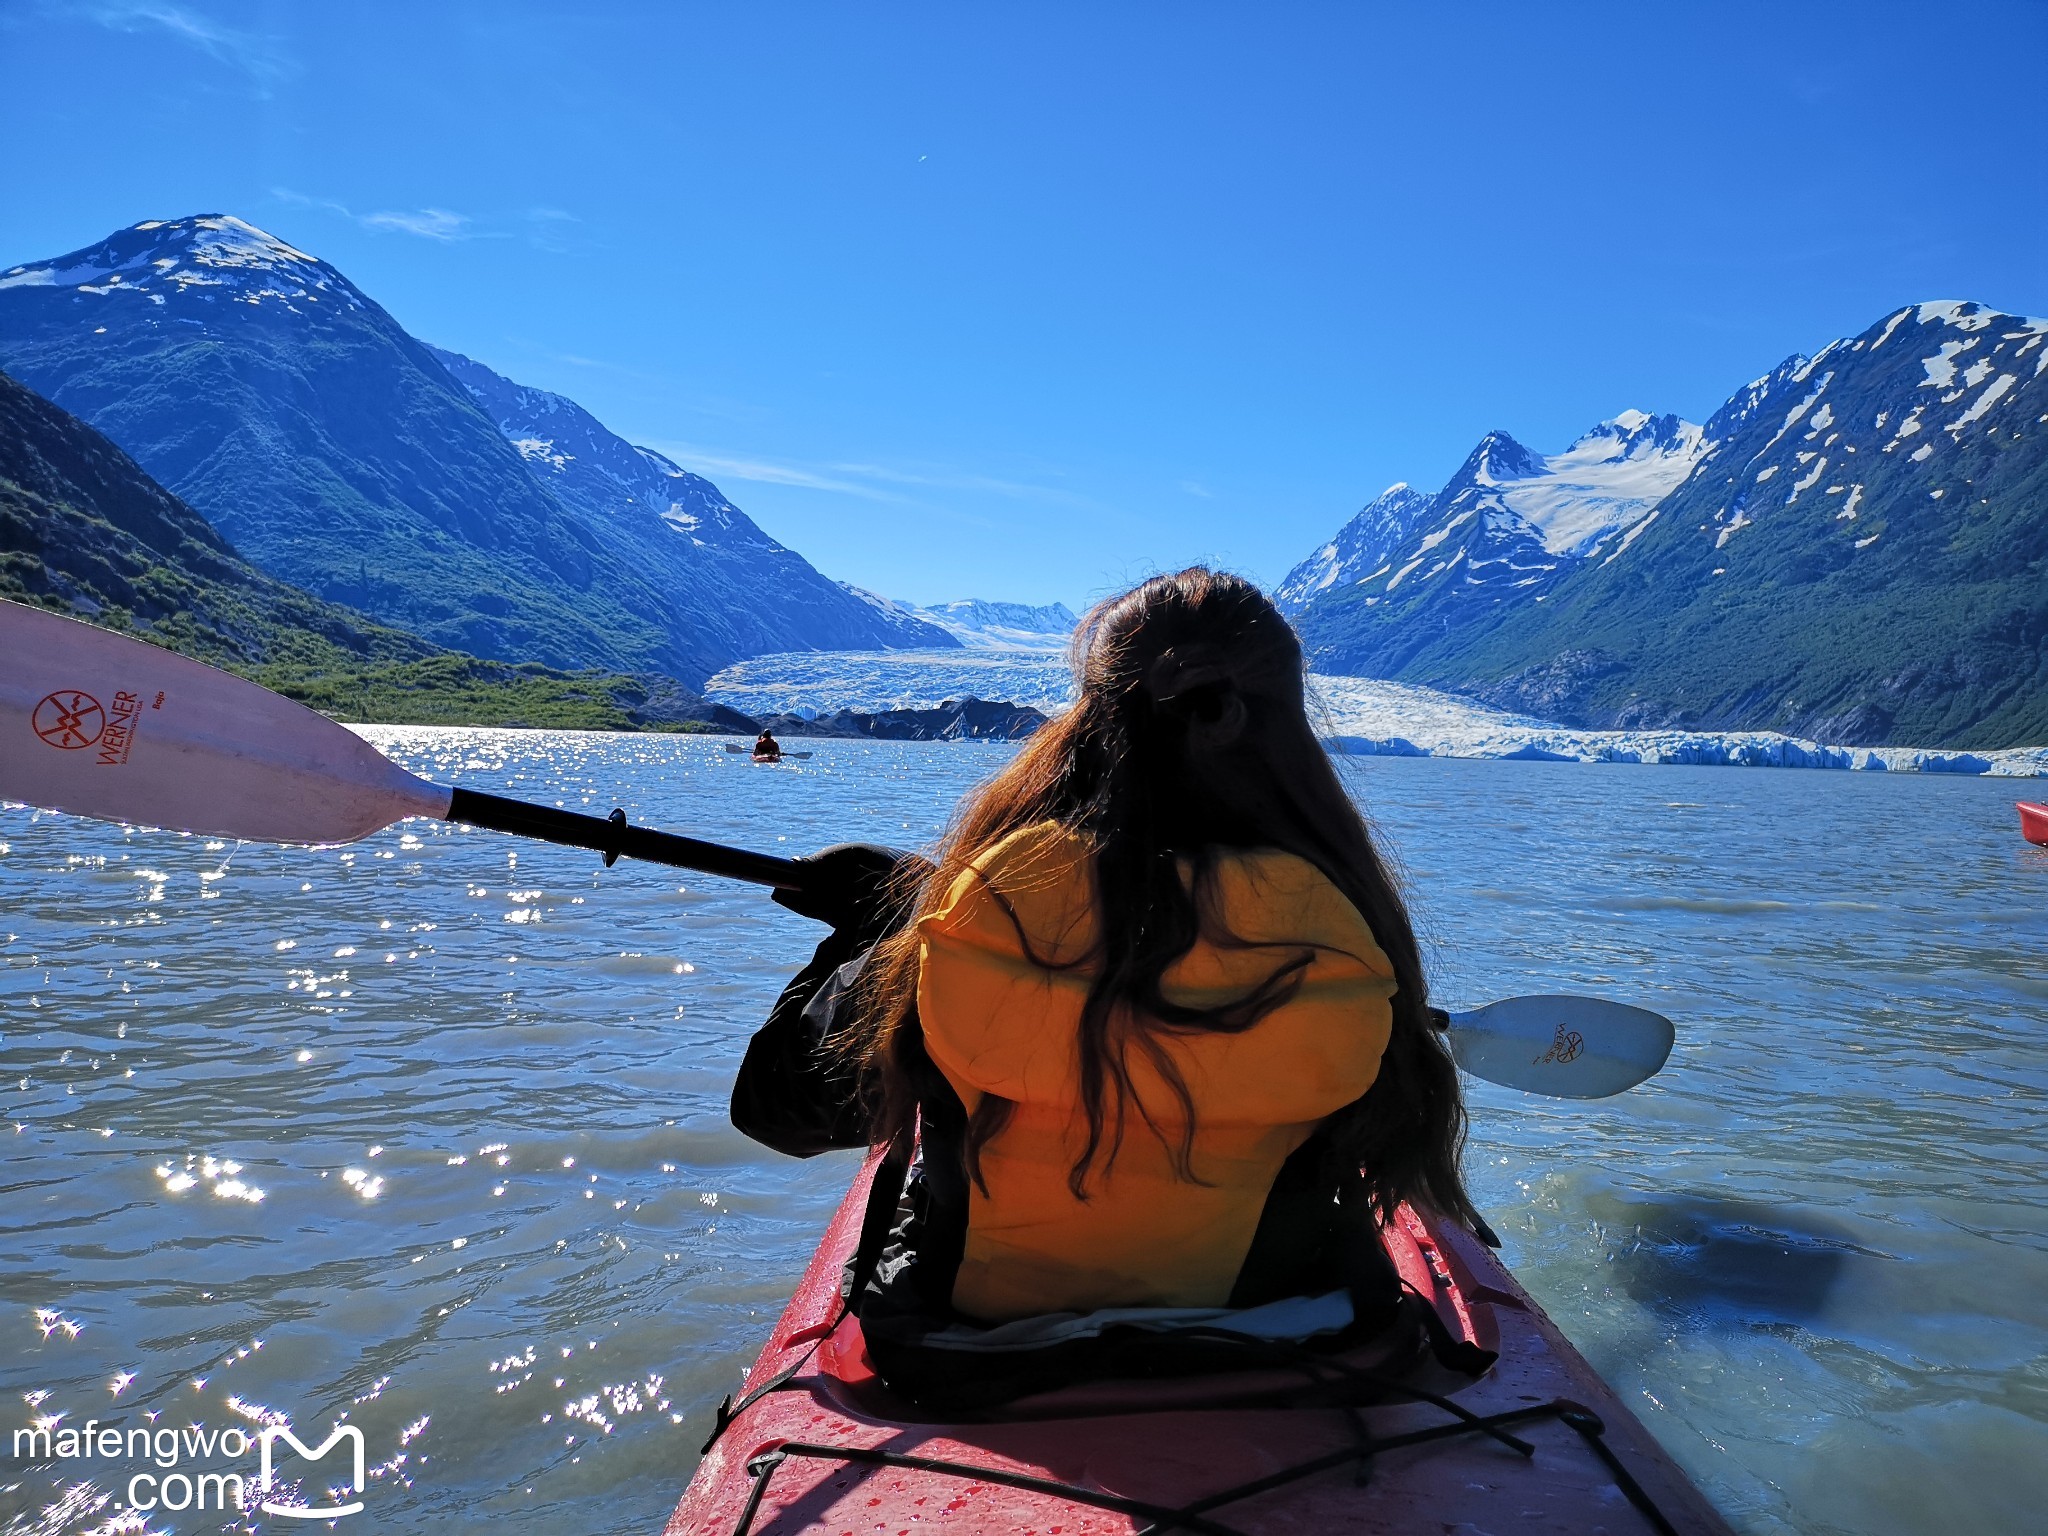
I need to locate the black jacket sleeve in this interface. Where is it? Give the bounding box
[730,844,935,1158]
[730,927,877,1157]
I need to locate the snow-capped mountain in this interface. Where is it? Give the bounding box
[907,597,1078,650]
[0,215,699,673]
[0,214,957,683]
[1280,410,1709,675]
[0,214,363,313]
[1277,411,1708,618]
[914,597,1077,647]
[838,591,1078,651]
[1298,300,2048,749]
[427,346,957,656]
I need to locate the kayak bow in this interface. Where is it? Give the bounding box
[666,1156,1733,1536]
[2019,801,2048,847]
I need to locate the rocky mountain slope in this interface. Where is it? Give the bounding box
[0,366,740,731]
[1274,483,1434,614]
[1290,302,2048,748]
[426,345,957,657]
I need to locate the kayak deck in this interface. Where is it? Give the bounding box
[667,1157,1732,1535]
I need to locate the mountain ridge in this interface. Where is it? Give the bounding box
[0,364,745,731]
[0,214,958,688]
[849,593,1079,651]
[425,344,960,657]
[0,214,698,673]
[1278,408,1710,676]
[1290,299,2048,748]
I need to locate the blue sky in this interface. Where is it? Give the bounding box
[4,2,2045,609]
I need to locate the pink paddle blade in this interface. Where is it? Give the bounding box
[0,600,450,843]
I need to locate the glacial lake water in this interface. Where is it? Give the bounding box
[3,733,2044,1536]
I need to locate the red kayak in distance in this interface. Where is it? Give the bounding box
[2019,802,2048,846]
[666,1155,1734,1536]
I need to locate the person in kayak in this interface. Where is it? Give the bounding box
[733,567,1480,1400]
[752,729,782,761]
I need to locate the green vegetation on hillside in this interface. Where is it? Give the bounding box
[255,655,730,731]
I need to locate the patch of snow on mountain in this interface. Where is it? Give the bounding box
[1921,340,1973,389]
[1870,308,1914,350]
[1916,300,2000,331]
[1949,375,2017,431]
[1496,413,1709,557]
[1786,456,1828,502]
[1600,507,1661,565]
[1753,377,1834,460]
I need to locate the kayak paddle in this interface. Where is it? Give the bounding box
[0,599,801,887]
[0,599,1674,1098]
[1430,996,1673,1099]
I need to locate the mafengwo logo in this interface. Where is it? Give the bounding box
[13,1417,366,1518]
[259,1425,367,1518]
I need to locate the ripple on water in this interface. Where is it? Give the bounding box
[3,740,2045,1535]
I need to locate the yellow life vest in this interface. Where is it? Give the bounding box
[916,821,1395,1321]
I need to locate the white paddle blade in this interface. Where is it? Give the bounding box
[1447,994,1675,1099]
[0,601,450,844]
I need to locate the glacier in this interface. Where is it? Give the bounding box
[705,650,2046,776]
[707,649,1077,715]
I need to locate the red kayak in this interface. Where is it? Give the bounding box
[2020,802,2048,846]
[666,1156,1733,1535]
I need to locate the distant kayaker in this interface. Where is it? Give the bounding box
[752,729,782,761]
[732,567,1479,1402]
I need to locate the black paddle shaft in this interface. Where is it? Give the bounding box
[445,787,805,889]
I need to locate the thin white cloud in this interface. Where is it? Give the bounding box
[645,444,900,501]
[1178,479,1215,498]
[521,207,582,253]
[643,444,1020,532]
[824,460,1081,505]
[270,188,351,218]
[77,2,294,87]
[358,208,472,241]
[271,189,493,244]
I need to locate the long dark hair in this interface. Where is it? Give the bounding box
[846,567,1476,1228]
